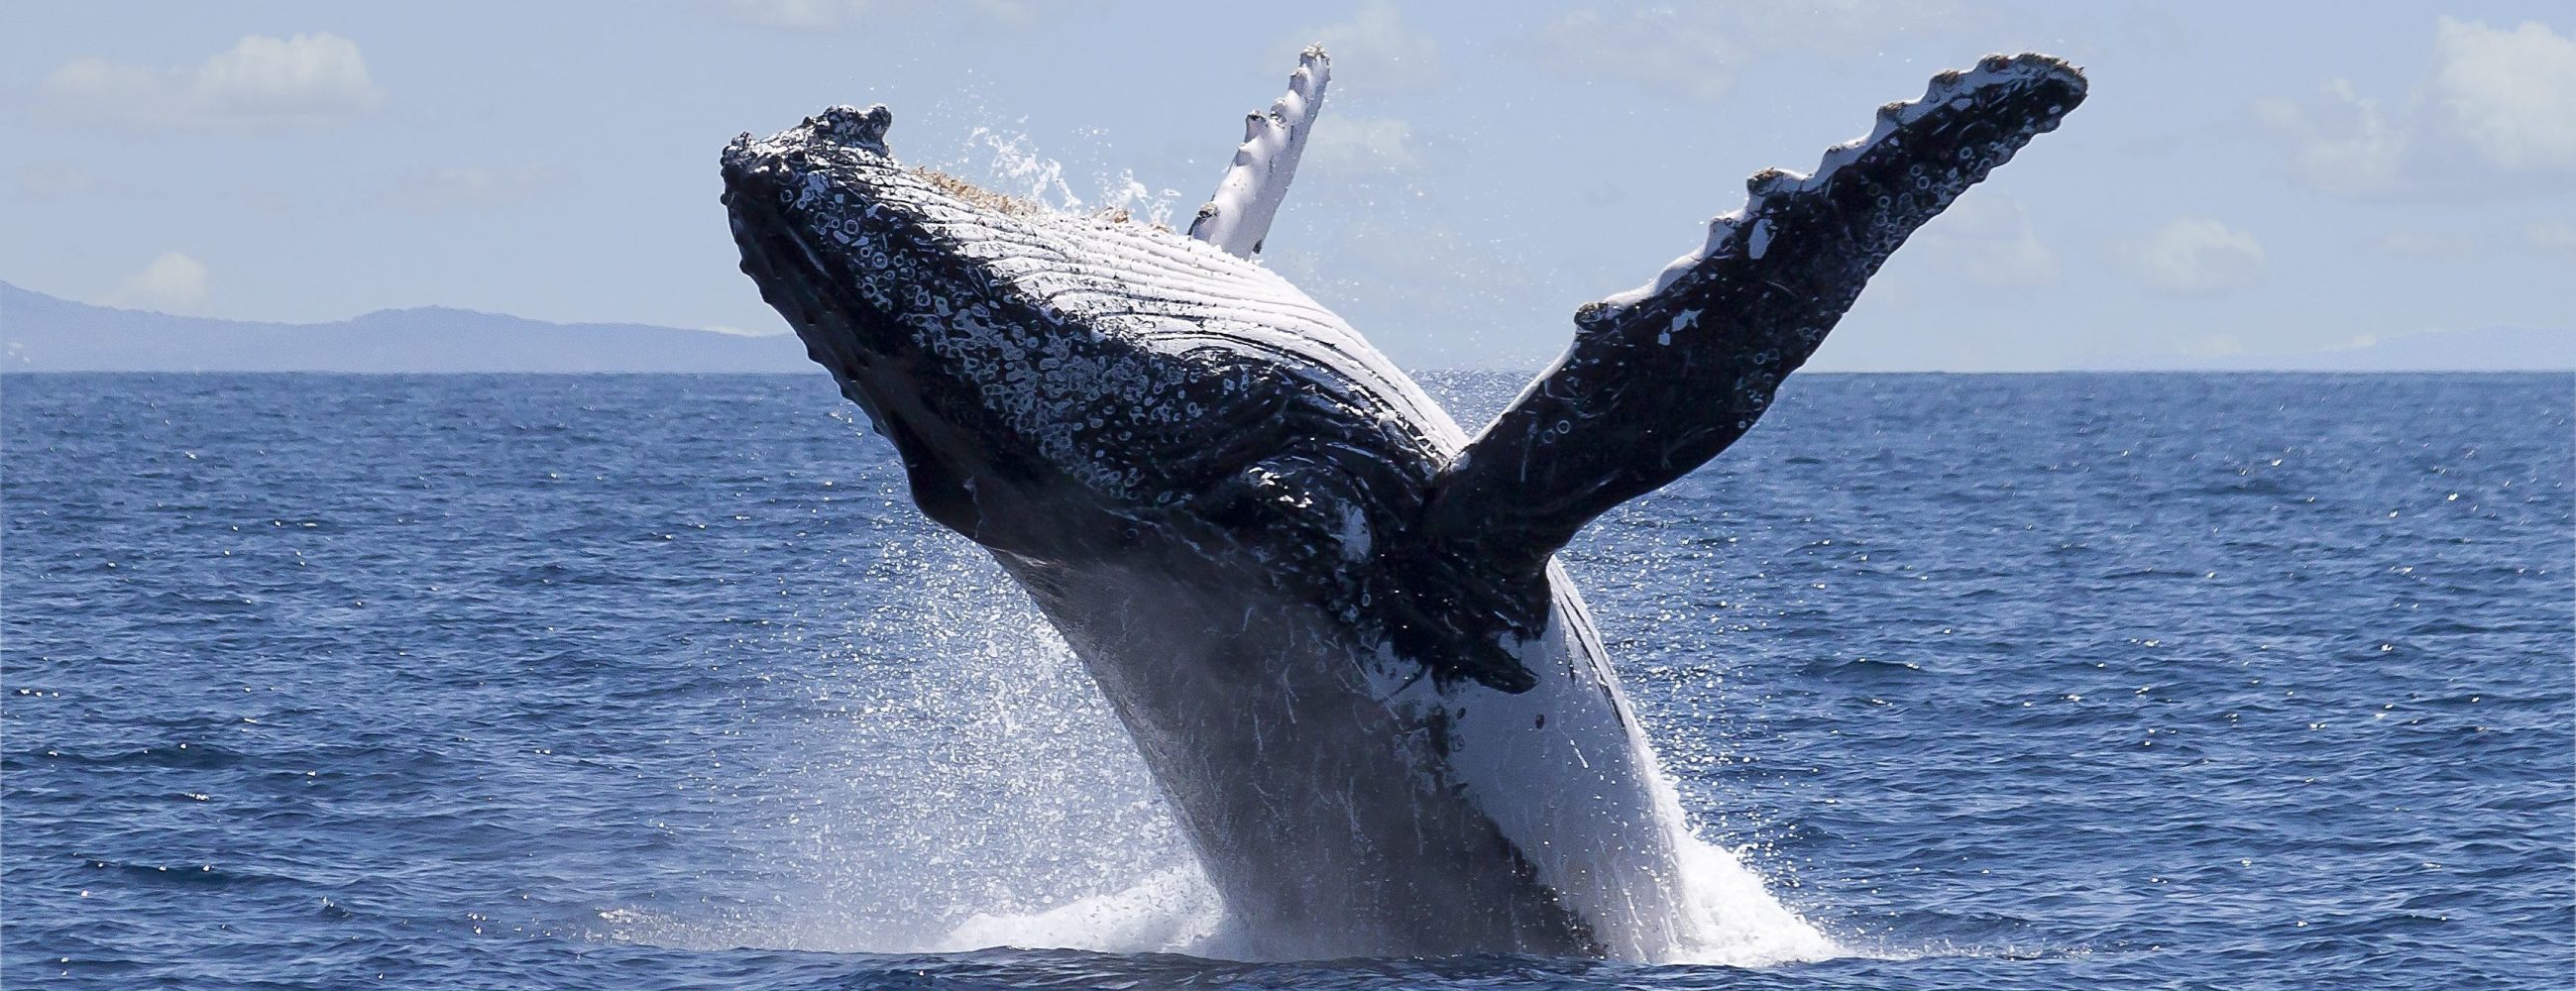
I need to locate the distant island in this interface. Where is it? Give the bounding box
[0,280,810,374]
[2077,326,2576,374]
[3,280,2569,373]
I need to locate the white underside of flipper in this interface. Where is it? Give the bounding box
[1189,47,1330,258]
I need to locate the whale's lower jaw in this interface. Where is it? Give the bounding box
[998,552,1686,959]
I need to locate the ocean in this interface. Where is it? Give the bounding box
[4,372,2568,989]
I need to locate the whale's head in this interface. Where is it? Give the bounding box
[719,103,1034,393]
[722,104,1120,553]
[721,105,1454,562]
[720,104,1032,382]
[721,102,952,365]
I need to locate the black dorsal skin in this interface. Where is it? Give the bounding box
[1402,54,2089,692]
[721,55,2084,959]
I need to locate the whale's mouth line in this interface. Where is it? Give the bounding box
[727,193,831,304]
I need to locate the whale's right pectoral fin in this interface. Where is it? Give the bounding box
[1189,46,1330,258]
[1412,55,2085,624]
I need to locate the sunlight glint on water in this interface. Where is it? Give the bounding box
[7,356,2567,989]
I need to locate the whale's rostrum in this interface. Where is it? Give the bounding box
[720,51,2085,960]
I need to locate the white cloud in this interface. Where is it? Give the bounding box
[2258,18,2576,197]
[372,166,568,214]
[108,253,210,313]
[2250,81,2407,196]
[2119,218,2265,297]
[1524,2,1957,103]
[2532,220,2576,255]
[37,33,385,133]
[2428,18,2576,172]
[1915,191,2059,287]
[1304,116,1426,173]
[1285,1,1442,94]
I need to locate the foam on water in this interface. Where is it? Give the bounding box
[942,867,1228,955]
[659,534,1192,955]
[927,834,1841,965]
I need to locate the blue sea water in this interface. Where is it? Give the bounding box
[3,372,2569,989]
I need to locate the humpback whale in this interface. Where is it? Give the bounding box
[721,50,2084,959]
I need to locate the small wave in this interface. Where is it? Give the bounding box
[70,855,303,892]
[1803,657,1931,682]
[18,741,252,770]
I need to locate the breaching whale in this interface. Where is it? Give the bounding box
[721,50,2084,959]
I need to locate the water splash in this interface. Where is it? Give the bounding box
[609,533,1199,956]
[1663,815,1846,965]
[962,127,1184,226]
[617,519,1845,965]
[943,866,1227,955]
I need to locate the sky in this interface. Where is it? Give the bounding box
[3,1,2571,371]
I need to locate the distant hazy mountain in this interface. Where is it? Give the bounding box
[0,281,811,373]
[2081,326,2576,373]
[7,279,2570,374]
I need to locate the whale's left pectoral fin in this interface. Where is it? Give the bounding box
[1189,47,1330,258]
[1418,54,2086,587]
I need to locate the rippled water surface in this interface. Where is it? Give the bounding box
[5,372,2569,989]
